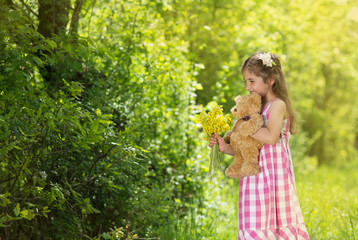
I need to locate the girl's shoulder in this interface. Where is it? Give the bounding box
[270,98,285,108]
[268,98,286,118]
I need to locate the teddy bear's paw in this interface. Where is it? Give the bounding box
[225,165,243,179]
[225,171,243,179]
[241,162,260,177]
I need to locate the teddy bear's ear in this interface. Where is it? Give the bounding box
[234,95,242,103]
[250,93,261,106]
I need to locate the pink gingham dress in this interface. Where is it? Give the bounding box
[238,100,309,239]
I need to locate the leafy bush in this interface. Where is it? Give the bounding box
[0,2,205,239]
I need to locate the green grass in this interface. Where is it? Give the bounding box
[160,161,358,240]
[297,164,358,239]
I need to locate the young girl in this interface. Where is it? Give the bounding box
[209,52,309,239]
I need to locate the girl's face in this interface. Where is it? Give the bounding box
[242,69,273,98]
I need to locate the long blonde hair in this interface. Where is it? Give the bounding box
[241,52,298,134]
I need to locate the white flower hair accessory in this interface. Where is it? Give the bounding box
[258,52,276,67]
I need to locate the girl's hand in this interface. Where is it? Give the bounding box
[209,133,226,153]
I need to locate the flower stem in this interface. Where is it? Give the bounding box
[209,143,222,177]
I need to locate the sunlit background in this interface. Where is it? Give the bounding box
[1,0,357,239]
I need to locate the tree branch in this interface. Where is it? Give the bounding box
[19,0,39,17]
[72,152,128,188]
[0,176,16,184]
[9,123,46,192]
[88,144,117,175]
[5,0,16,9]
[69,0,84,35]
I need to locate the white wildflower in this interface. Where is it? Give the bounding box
[258,52,275,67]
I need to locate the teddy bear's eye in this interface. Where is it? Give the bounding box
[234,109,237,112]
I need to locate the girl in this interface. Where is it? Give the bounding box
[209,52,309,239]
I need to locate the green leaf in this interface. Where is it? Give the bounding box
[62,78,70,87]
[0,101,4,111]
[46,191,55,205]
[0,216,9,228]
[0,194,11,207]
[36,107,42,119]
[13,203,20,216]
[32,56,43,66]
[18,127,27,136]
[90,119,100,134]
[20,209,36,220]
[46,39,57,50]
[42,206,50,218]
[75,122,86,136]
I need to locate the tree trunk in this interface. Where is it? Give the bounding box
[37,0,85,90]
[38,0,71,38]
[69,0,85,35]
[306,64,333,165]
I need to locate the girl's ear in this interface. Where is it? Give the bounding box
[268,75,276,86]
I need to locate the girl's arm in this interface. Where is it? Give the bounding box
[251,100,286,145]
[209,133,235,156]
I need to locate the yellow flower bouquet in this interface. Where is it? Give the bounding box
[198,103,232,176]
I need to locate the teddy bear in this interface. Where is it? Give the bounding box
[223,93,264,179]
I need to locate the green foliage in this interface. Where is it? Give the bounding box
[1,1,203,238]
[158,0,358,165]
[157,160,358,240]
[297,164,358,239]
[1,0,357,238]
